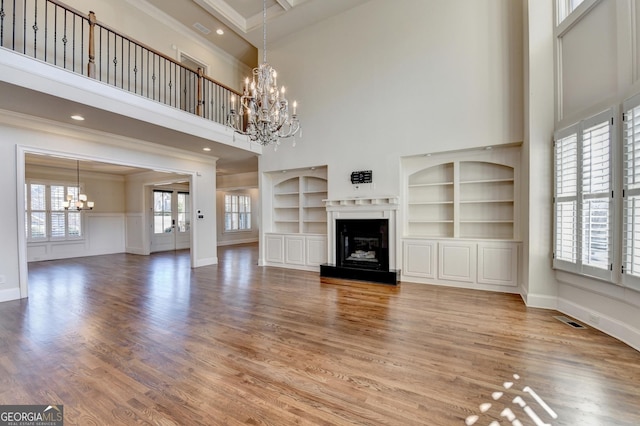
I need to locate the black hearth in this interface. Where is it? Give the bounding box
[321,218,399,285]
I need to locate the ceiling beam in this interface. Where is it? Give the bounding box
[192,0,248,34]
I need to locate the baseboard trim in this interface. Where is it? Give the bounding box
[194,257,218,267]
[0,287,22,302]
[557,298,640,352]
[217,238,258,247]
[521,292,558,309]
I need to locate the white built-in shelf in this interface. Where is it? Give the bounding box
[408,181,454,188]
[271,173,328,235]
[406,159,516,239]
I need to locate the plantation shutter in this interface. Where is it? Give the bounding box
[580,119,612,275]
[553,109,614,281]
[554,131,578,267]
[623,95,640,290]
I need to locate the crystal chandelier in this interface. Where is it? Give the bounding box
[63,160,94,210]
[227,0,301,148]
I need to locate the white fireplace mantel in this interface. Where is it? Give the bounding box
[324,197,399,269]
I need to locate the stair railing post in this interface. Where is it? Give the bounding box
[197,67,204,117]
[87,11,97,78]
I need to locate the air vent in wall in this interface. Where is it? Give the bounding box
[554,315,587,329]
[193,22,211,35]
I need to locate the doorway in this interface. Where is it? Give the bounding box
[151,189,191,252]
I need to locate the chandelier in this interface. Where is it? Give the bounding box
[63,160,94,210]
[227,0,301,148]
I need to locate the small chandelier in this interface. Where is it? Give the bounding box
[63,160,94,211]
[227,0,301,148]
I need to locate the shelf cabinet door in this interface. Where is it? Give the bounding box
[477,242,518,287]
[285,235,306,265]
[265,234,285,263]
[438,241,476,282]
[306,236,327,266]
[403,240,436,279]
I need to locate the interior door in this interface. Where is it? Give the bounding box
[151,189,191,252]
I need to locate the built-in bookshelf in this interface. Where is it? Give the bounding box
[272,171,328,234]
[405,153,518,240]
[407,162,454,238]
[401,146,521,290]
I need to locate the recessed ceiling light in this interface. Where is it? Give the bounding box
[216,29,224,35]
[71,115,85,121]
[203,147,211,152]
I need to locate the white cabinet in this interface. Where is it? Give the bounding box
[285,235,306,265]
[477,242,518,287]
[402,239,520,291]
[403,240,436,279]
[401,146,521,291]
[264,233,327,271]
[438,241,476,283]
[306,236,327,267]
[265,234,285,263]
[264,167,328,271]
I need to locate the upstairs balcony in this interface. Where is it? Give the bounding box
[0,0,259,160]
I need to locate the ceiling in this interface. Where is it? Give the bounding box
[145,0,373,67]
[13,0,373,177]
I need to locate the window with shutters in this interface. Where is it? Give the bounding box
[224,193,251,232]
[622,95,640,290]
[25,181,83,241]
[553,109,614,281]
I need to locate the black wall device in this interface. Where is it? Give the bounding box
[351,170,372,184]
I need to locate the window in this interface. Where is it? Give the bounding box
[177,192,190,233]
[553,109,614,281]
[623,95,640,289]
[224,194,251,231]
[557,0,585,24]
[25,181,83,240]
[153,190,172,234]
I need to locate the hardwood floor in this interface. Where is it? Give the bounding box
[1,243,638,425]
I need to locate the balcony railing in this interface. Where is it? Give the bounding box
[0,0,243,128]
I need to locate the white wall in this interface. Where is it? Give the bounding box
[259,0,524,200]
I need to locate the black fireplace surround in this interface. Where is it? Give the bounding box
[320,218,399,284]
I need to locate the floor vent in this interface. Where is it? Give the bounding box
[554,315,587,329]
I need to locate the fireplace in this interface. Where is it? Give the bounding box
[336,219,389,271]
[321,197,399,285]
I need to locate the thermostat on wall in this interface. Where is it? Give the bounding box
[351,170,372,184]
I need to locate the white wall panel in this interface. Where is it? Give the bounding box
[559,0,617,120]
